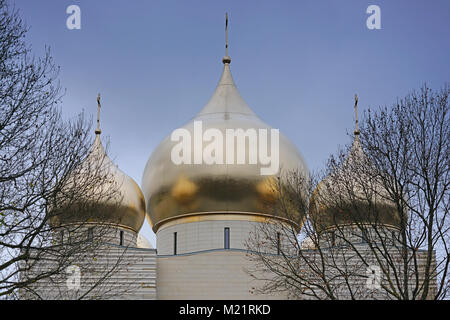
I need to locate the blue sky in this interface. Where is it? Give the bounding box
[12,0,450,245]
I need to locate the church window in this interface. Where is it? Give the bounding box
[173,232,177,255]
[277,232,281,255]
[87,227,94,242]
[362,228,368,243]
[224,227,230,249]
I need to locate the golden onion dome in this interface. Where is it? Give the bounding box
[142,57,309,232]
[49,96,145,233]
[137,233,153,249]
[309,98,402,232]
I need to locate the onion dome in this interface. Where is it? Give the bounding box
[137,234,153,249]
[309,95,402,232]
[300,237,316,250]
[142,24,308,232]
[49,95,146,233]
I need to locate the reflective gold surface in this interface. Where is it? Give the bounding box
[142,62,309,232]
[51,135,146,233]
[310,138,402,232]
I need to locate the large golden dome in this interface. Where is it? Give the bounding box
[142,58,308,232]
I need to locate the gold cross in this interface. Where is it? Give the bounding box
[95,93,101,135]
[354,94,359,135]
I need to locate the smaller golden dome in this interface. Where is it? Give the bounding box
[50,94,145,233]
[137,234,153,249]
[49,135,146,232]
[310,137,402,232]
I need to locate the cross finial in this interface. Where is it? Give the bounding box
[222,13,231,64]
[95,93,101,135]
[354,93,360,136]
[225,12,228,56]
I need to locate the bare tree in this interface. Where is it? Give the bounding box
[0,0,139,299]
[246,85,449,300]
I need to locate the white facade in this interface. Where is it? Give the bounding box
[154,215,290,299]
[157,250,286,300]
[21,41,436,300]
[157,216,267,255]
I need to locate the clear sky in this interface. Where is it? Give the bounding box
[12,0,450,246]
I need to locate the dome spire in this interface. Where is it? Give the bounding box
[222,12,231,64]
[95,93,102,135]
[195,13,256,118]
[354,93,360,136]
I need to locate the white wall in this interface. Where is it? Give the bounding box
[157,250,288,300]
[156,219,265,255]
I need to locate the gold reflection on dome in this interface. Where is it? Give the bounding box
[171,175,198,205]
[309,137,402,232]
[309,96,403,232]
[256,177,279,204]
[49,95,146,233]
[142,60,309,232]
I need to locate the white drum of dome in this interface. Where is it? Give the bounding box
[170,120,279,175]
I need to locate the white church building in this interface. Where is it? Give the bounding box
[21,25,435,300]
